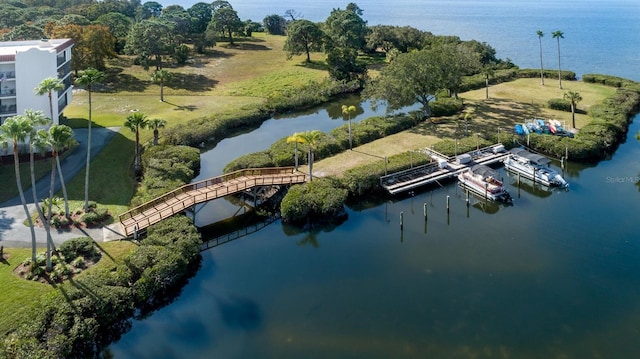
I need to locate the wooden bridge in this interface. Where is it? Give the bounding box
[118,167,306,237]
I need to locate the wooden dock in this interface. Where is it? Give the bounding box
[380,144,510,194]
[118,167,306,237]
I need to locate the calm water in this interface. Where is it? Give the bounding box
[110,1,640,357]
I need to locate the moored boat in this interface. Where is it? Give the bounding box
[458,164,512,203]
[502,148,568,188]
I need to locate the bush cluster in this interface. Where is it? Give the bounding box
[280,178,348,223]
[224,112,424,173]
[2,216,202,359]
[131,145,201,206]
[430,97,464,117]
[459,69,519,92]
[59,237,100,263]
[547,98,572,112]
[518,68,576,81]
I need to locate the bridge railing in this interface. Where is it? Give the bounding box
[119,167,301,223]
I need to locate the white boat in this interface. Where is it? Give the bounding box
[503,148,568,188]
[458,164,512,202]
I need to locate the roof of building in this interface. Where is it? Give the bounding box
[0,39,73,62]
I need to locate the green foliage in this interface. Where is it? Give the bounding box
[430,97,464,117]
[281,178,348,223]
[283,19,324,61]
[548,98,572,112]
[132,145,201,206]
[59,237,100,263]
[518,68,576,81]
[79,207,109,226]
[432,136,493,156]
[459,69,518,92]
[224,112,423,172]
[341,151,431,197]
[529,86,640,161]
[6,215,202,357]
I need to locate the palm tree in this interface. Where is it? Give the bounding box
[75,67,105,213]
[564,91,582,129]
[0,116,38,264]
[49,124,75,219]
[552,30,564,89]
[24,110,55,270]
[341,105,356,149]
[148,118,167,146]
[286,132,304,171]
[481,65,495,100]
[536,30,545,85]
[293,130,322,181]
[34,77,64,122]
[124,112,149,175]
[151,69,173,102]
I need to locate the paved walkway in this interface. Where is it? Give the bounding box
[0,127,127,248]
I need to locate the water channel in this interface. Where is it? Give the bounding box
[110,85,640,357]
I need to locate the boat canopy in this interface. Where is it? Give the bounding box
[509,148,550,165]
[471,164,498,178]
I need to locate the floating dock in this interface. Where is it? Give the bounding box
[380,144,510,194]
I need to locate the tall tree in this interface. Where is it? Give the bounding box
[125,19,176,70]
[552,30,564,89]
[0,116,38,264]
[536,30,545,85]
[75,67,105,212]
[95,12,132,53]
[341,105,356,149]
[34,77,64,124]
[188,2,214,34]
[125,112,149,175]
[45,23,117,72]
[564,91,582,129]
[148,118,167,145]
[323,5,368,81]
[291,130,322,181]
[286,133,304,171]
[136,1,163,20]
[151,69,172,102]
[263,14,287,35]
[43,125,74,266]
[24,111,54,270]
[363,48,445,117]
[209,6,243,45]
[283,20,323,62]
[481,64,495,100]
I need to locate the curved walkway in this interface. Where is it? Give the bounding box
[0,127,120,248]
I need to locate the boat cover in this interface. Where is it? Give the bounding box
[471,164,498,178]
[509,148,550,165]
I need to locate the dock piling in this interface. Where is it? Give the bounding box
[400,211,404,230]
[446,195,450,213]
[423,203,428,220]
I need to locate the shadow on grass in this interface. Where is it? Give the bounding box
[94,67,149,93]
[167,73,218,92]
[163,101,198,111]
[294,60,327,71]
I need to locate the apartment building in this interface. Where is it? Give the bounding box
[0,38,74,125]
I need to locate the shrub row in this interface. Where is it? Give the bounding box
[528,86,640,161]
[459,69,519,92]
[1,215,202,359]
[164,79,362,148]
[224,112,425,173]
[131,145,201,207]
[547,98,572,112]
[518,68,577,81]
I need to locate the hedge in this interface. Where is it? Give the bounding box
[280,178,348,223]
[224,112,425,173]
[2,215,202,358]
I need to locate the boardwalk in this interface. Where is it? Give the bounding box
[118,167,306,237]
[381,144,510,194]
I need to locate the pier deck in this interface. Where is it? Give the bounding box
[381,144,509,194]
